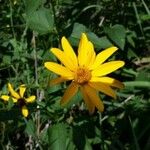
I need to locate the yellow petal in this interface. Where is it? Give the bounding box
[78,33,88,54]
[25,96,36,103]
[61,37,78,68]
[83,84,104,112]
[61,82,79,105]
[89,82,116,99]
[49,77,69,86]
[51,48,77,71]
[0,95,18,103]
[91,46,118,70]
[78,33,89,66]
[90,76,124,89]
[44,62,74,79]
[92,61,125,77]
[8,83,20,99]
[80,86,95,114]
[19,84,26,98]
[85,41,96,68]
[0,95,10,101]
[21,105,29,117]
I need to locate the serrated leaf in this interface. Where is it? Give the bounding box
[25,0,42,13]
[105,24,126,50]
[48,123,69,150]
[25,7,54,34]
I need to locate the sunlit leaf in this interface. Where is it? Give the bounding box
[104,24,126,50]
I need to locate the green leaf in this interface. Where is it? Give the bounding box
[72,121,97,149]
[48,123,69,150]
[25,119,36,137]
[25,0,42,13]
[126,31,136,48]
[128,116,140,150]
[88,33,113,50]
[7,98,14,109]
[104,24,126,50]
[69,23,112,50]
[58,0,74,5]
[84,138,92,150]
[124,81,150,88]
[2,55,11,65]
[64,91,82,109]
[136,71,150,81]
[39,128,49,144]
[25,7,54,34]
[127,48,138,59]
[141,14,150,21]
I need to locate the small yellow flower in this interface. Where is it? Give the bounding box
[0,83,36,117]
[44,33,125,113]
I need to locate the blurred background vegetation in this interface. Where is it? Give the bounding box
[0,0,150,149]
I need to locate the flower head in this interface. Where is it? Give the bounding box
[0,83,36,117]
[44,33,125,113]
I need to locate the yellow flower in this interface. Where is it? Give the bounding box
[0,83,36,117]
[44,33,125,113]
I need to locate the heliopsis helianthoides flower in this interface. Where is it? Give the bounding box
[44,33,125,114]
[0,83,36,117]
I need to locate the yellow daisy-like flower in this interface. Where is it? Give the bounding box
[44,33,125,113]
[0,83,36,117]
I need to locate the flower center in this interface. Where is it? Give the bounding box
[74,67,91,85]
[18,98,26,107]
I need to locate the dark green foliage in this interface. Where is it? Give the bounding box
[0,0,150,149]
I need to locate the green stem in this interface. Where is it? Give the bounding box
[9,0,16,39]
[128,116,140,150]
[32,32,40,139]
[51,0,60,44]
